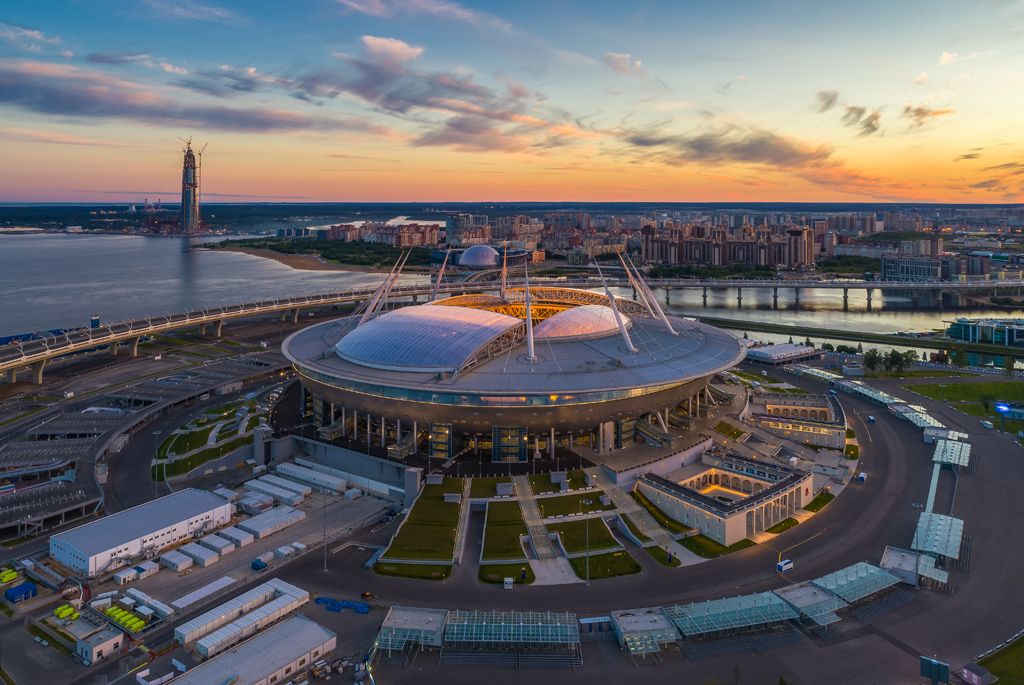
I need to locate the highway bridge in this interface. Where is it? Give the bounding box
[4,275,1023,383]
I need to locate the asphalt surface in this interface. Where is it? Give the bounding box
[10,366,1022,685]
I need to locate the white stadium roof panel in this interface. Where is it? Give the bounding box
[334,306,522,373]
[534,305,625,341]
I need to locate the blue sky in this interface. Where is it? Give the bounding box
[0,0,1021,202]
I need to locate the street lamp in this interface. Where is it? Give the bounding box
[152,430,162,498]
[580,498,592,586]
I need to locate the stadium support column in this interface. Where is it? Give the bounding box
[413,421,418,455]
[549,427,555,459]
[396,418,401,445]
[381,415,385,448]
[341,407,346,436]
[353,411,358,440]
[366,414,371,444]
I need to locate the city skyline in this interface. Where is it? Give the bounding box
[0,0,1022,203]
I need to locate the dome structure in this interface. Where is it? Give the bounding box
[534,304,627,342]
[334,305,521,373]
[458,244,500,269]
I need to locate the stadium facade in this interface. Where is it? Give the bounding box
[283,260,744,463]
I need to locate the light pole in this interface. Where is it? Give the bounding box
[153,430,162,498]
[995,401,1010,432]
[580,498,592,586]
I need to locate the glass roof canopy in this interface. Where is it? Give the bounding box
[443,610,580,646]
[374,606,449,651]
[664,593,798,636]
[610,608,680,655]
[811,562,901,603]
[912,512,964,559]
[773,583,849,626]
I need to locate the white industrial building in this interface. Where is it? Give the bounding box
[172,615,336,685]
[49,489,232,577]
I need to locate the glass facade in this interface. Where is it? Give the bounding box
[491,426,527,463]
[429,424,453,462]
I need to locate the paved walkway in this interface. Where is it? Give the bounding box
[512,475,555,560]
[588,467,705,567]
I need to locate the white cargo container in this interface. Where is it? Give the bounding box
[217,526,254,548]
[212,487,239,502]
[198,534,236,557]
[344,488,363,500]
[174,579,306,647]
[243,479,304,506]
[159,550,194,573]
[275,462,346,494]
[179,542,220,568]
[113,568,138,585]
[125,588,175,619]
[137,606,154,620]
[118,596,136,609]
[135,560,160,580]
[238,492,274,515]
[195,584,310,658]
[274,545,295,560]
[171,576,238,612]
[291,541,307,553]
[259,474,312,497]
[236,507,306,539]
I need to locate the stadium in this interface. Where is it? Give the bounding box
[282,260,745,464]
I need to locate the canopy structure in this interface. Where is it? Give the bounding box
[774,583,849,627]
[375,606,449,652]
[912,512,964,560]
[932,439,971,468]
[443,610,579,647]
[609,608,680,655]
[811,562,901,603]
[664,592,798,637]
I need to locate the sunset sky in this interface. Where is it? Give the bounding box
[1,0,1022,203]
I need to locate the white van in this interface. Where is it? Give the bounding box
[777,559,794,573]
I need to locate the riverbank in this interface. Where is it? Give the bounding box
[207,246,385,273]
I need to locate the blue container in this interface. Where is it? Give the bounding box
[251,559,267,571]
[5,581,37,603]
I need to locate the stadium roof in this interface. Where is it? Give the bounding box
[810,562,901,603]
[172,616,335,685]
[334,306,521,373]
[534,304,625,341]
[664,592,798,636]
[51,488,227,557]
[911,512,964,559]
[459,244,500,268]
[444,610,579,645]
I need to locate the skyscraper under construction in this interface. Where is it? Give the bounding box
[180,140,201,234]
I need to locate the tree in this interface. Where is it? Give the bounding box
[981,394,994,412]
[821,343,835,352]
[788,336,794,344]
[951,348,968,368]
[1003,354,1016,376]
[887,349,910,375]
[864,348,882,372]
[922,351,928,361]
[857,342,864,353]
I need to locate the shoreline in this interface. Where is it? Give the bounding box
[206,246,389,273]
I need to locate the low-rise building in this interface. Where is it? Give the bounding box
[746,393,847,449]
[172,615,336,685]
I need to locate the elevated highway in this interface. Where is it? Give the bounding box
[4,275,1023,383]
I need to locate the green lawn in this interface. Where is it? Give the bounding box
[482,501,527,561]
[845,428,856,439]
[620,514,652,543]
[643,545,682,567]
[844,444,860,459]
[538,493,613,518]
[804,492,835,512]
[160,424,216,458]
[869,369,968,378]
[245,414,261,432]
[528,469,589,495]
[569,551,642,580]
[908,381,1024,433]
[374,562,452,580]
[732,369,782,384]
[979,633,1024,683]
[630,490,693,535]
[153,435,252,479]
[382,478,464,561]
[766,517,800,534]
[713,420,745,441]
[478,563,535,585]
[547,519,619,554]
[469,476,512,499]
[681,535,756,559]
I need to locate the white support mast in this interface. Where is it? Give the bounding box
[358,250,406,327]
[524,258,536,362]
[430,248,451,302]
[617,252,657,319]
[625,252,677,336]
[500,240,508,301]
[596,261,638,353]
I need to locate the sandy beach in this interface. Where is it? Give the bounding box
[208,246,387,273]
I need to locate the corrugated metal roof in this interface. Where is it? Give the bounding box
[172,616,334,684]
[51,488,227,557]
[335,305,522,372]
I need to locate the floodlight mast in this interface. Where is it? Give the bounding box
[524,258,536,362]
[431,248,451,302]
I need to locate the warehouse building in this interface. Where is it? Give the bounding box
[49,489,232,577]
[172,615,336,685]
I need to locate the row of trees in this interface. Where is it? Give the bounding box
[862,348,919,374]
